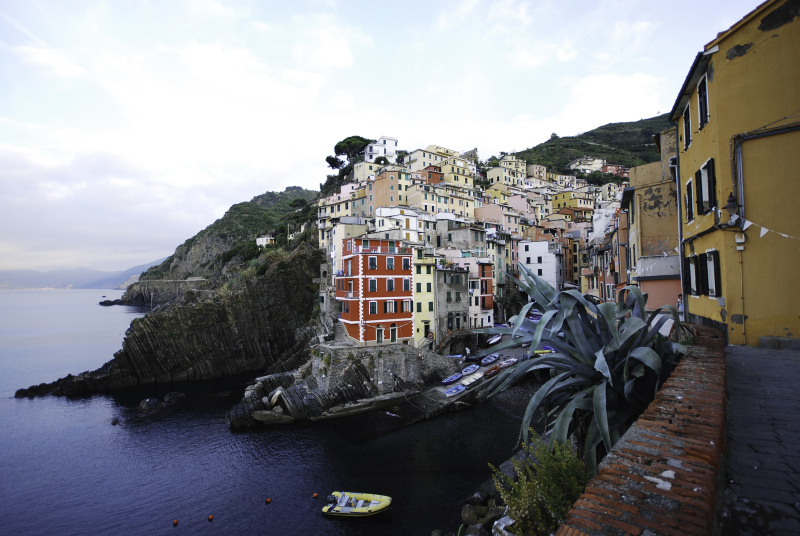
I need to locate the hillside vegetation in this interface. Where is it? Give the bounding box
[141,186,318,281]
[514,114,671,173]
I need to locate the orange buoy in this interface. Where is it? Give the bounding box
[208,515,213,522]
[265,498,272,504]
[312,493,319,499]
[173,519,178,526]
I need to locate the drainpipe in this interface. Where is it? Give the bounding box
[672,122,686,319]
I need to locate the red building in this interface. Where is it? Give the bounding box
[336,238,414,344]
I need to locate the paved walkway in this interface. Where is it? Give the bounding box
[722,344,800,535]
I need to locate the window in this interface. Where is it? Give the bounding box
[368,256,377,270]
[403,279,411,291]
[416,265,421,274]
[426,266,432,274]
[402,300,412,312]
[537,256,542,264]
[387,279,395,292]
[369,301,377,315]
[417,302,422,312]
[526,257,530,264]
[538,269,543,276]
[455,292,461,302]
[683,104,692,150]
[426,282,432,292]
[387,257,395,270]
[707,250,721,297]
[428,302,434,311]
[698,74,709,129]
[524,244,529,251]
[685,179,694,221]
[384,301,395,313]
[695,159,716,215]
[416,282,421,293]
[403,258,411,270]
[446,291,452,302]
[369,279,377,292]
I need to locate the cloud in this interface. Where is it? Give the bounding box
[14,45,85,77]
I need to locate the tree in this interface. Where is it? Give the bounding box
[326,155,345,170]
[333,135,374,163]
[374,156,390,165]
[550,133,559,140]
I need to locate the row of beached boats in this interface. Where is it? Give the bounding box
[441,355,520,397]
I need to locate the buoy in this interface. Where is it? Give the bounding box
[208,515,213,522]
[265,498,272,504]
[173,519,178,526]
[313,493,319,499]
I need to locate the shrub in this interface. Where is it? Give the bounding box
[490,432,588,536]
[481,263,686,473]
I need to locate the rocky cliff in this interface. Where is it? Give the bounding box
[16,246,325,398]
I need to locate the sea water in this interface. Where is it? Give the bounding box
[0,289,528,535]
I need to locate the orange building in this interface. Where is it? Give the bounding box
[336,238,414,344]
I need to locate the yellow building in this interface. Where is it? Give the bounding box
[413,249,438,347]
[552,190,594,210]
[670,0,800,345]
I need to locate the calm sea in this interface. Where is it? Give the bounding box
[0,289,527,535]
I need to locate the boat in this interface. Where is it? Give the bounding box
[442,372,463,385]
[480,353,499,366]
[461,372,483,387]
[446,354,463,359]
[534,344,554,354]
[461,363,479,375]
[445,384,465,397]
[483,365,500,379]
[322,491,392,517]
[487,335,502,345]
[498,358,518,368]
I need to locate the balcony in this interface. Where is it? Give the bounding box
[353,246,412,255]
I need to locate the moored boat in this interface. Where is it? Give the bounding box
[483,365,500,379]
[442,372,463,385]
[445,384,465,397]
[487,335,502,345]
[461,363,479,375]
[322,491,392,517]
[480,353,499,366]
[461,371,483,387]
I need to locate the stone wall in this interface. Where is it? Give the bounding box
[555,324,726,536]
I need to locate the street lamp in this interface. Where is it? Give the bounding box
[724,192,740,216]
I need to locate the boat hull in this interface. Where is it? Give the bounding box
[322,491,392,517]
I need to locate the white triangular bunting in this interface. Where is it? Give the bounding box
[743,220,754,230]
[760,226,769,238]
[674,247,680,254]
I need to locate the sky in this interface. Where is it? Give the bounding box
[0,0,761,272]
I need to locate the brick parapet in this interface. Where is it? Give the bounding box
[555,325,726,536]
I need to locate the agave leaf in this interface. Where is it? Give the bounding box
[486,360,552,396]
[583,422,602,476]
[519,370,572,444]
[511,302,535,339]
[566,314,600,360]
[629,346,662,375]
[593,350,613,386]
[592,382,612,452]
[596,302,619,348]
[613,316,647,352]
[548,393,586,447]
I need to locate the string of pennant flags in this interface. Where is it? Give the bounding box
[663,211,800,257]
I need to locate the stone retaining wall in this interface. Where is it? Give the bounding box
[555,324,727,536]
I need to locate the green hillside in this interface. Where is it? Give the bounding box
[514,114,671,173]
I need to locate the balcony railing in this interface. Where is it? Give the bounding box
[353,246,412,255]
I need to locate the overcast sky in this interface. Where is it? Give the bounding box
[1,0,758,271]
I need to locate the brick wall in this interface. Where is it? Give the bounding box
[556,325,727,536]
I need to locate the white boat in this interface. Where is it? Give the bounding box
[487,335,502,345]
[460,372,483,387]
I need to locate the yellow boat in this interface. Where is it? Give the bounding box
[322,491,392,517]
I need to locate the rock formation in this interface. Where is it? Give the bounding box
[16,246,324,398]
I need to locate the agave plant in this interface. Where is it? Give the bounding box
[479,263,686,473]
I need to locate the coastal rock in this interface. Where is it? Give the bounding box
[15,247,324,398]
